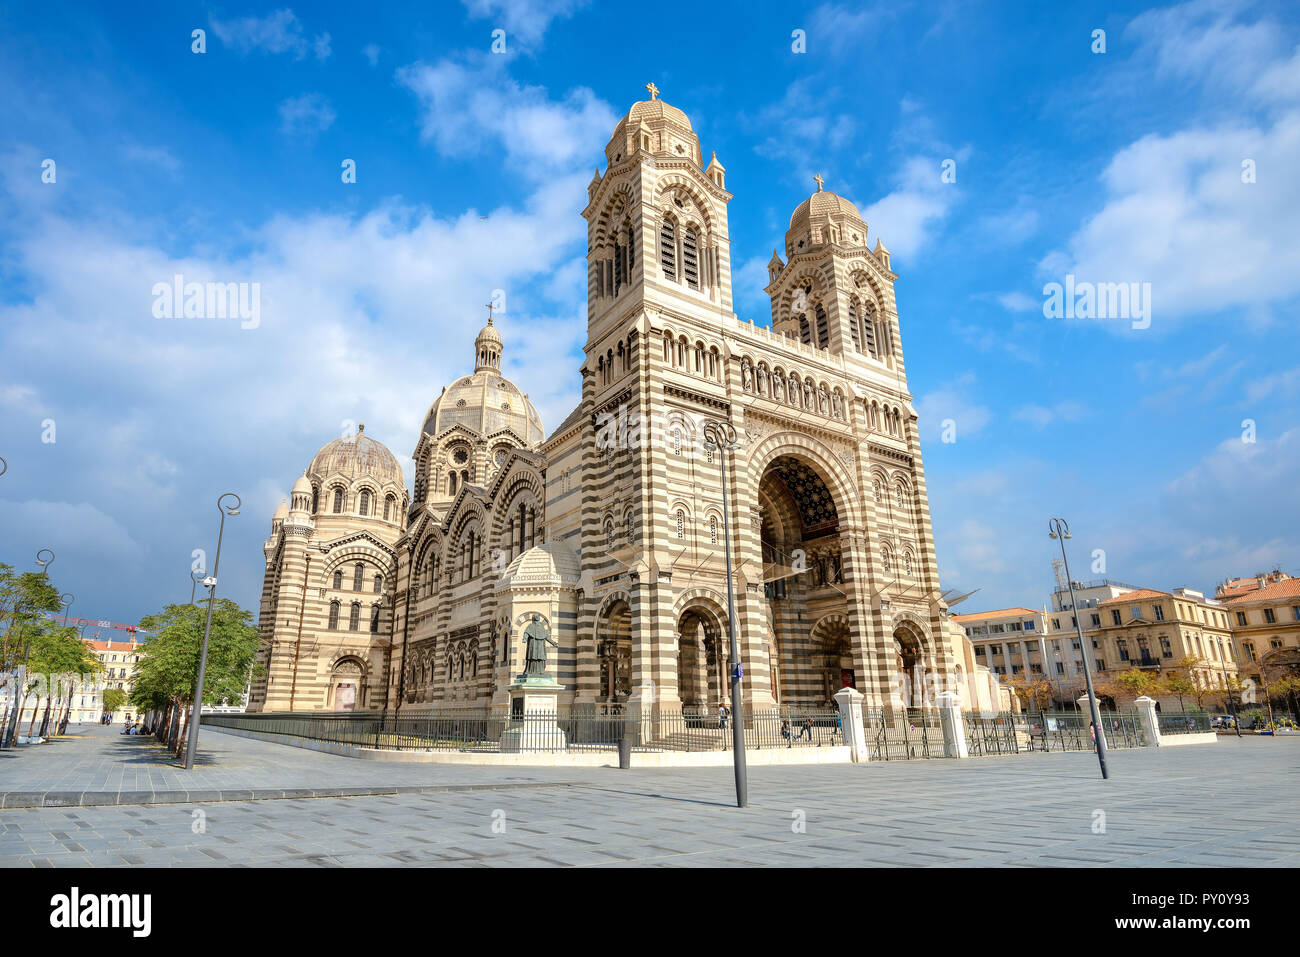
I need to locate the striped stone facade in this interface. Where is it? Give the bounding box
[249,92,992,717]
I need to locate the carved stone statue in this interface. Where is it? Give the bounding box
[522,614,558,678]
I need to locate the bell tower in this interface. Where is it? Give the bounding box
[582,84,735,345]
[765,175,898,367]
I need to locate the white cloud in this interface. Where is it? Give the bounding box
[362,44,380,67]
[861,153,961,262]
[209,9,332,61]
[278,93,336,137]
[1042,1,1300,324]
[460,0,586,46]
[915,373,991,442]
[398,56,616,182]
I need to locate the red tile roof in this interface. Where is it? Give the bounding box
[1097,588,1171,606]
[1223,577,1300,604]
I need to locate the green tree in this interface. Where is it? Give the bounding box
[1111,667,1160,702]
[27,624,99,735]
[130,601,260,756]
[1162,672,1197,710]
[1,563,62,674]
[101,687,127,714]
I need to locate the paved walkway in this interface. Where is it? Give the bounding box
[1,727,1296,866]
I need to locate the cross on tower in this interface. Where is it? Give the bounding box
[814,173,824,192]
[645,82,660,100]
[484,301,494,323]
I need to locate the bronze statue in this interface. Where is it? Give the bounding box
[522,614,558,678]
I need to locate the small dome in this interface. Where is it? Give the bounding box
[308,425,404,488]
[273,498,289,520]
[476,320,502,348]
[496,540,581,591]
[785,181,868,258]
[624,97,693,133]
[291,472,313,495]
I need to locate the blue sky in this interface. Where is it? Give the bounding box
[1,0,1298,625]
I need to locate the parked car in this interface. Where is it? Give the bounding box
[1211,715,1236,729]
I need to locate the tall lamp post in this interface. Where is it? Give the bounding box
[702,419,748,807]
[185,493,240,771]
[189,568,205,605]
[1049,518,1109,779]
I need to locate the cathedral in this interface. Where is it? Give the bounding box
[248,89,1008,718]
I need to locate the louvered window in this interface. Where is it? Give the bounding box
[863,305,878,358]
[682,228,699,289]
[849,301,860,351]
[815,303,829,349]
[660,221,676,281]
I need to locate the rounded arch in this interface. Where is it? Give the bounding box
[745,431,862,529]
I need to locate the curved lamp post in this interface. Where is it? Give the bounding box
[0,456,7,477]
[189,568,206,605]
[702,419,747,807]
[1049,518,1109,779]
[184,493,240,771]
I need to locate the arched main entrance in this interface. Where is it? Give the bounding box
[596,599,632,713]
[893,626,924,708]
[759,453,855,709]
[328,656,366,711]
[677,605,726,715]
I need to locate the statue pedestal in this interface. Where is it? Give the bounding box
[499,677,566,753]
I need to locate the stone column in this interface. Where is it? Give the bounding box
[833,686,869,763]
[936,690,969,758]
[1134,695,1161,747]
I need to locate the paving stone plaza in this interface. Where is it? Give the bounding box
[1,725,1296,867]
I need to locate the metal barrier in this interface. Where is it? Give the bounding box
[1156,710,1212,735]
[863,708,943,760]
[203,708,844,753]
[964,711,1020,756]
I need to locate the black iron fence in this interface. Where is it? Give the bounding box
[863,708,943,760]
[203,708,844,754]
[964,711,1020,756]
[1156,710,1212,735]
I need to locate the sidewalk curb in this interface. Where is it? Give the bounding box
[0,781,577,810]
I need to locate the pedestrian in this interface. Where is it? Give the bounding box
[718,704,727,730]
[781,719,792,747]
[801,716,813,741]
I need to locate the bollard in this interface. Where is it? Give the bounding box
[618,734,631,769]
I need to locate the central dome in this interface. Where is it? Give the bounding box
[308,426,404,488]
[420,317,544,446]
[785,178,869,258]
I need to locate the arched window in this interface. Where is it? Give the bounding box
[873,479,884,505]
[353,563,364,591]
[625,508,637,542]
[660,220,677,281]
[605,519,615,549]
[359,489,371,516]
[448,472,458,495]
[709,514,718,545]
[903,551,914,576]
[311,487,319,514]
[332,489,343,513]
[675,509,685,540]
[863,302,878,358]
[882,549,892,574]
[814,303,829,349]
[663,331,673,363]
[673,427,682,455]
[798,314,811,345]
[333,570,343,590]
[384,496,393,521]
[370,605,380,633]
[682,227,699,289]
[372,574,382,593]
[896,485,907,510]
[328,601,340,630]
[849,299,861,351]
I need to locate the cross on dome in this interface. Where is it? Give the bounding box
[484,301,495,324]
[814,173,824,192]
[645,82,660,100]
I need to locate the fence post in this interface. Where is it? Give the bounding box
[936,691,969,758]
[833,687,869,763]
[1134,695,1161,747]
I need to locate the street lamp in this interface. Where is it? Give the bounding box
[1049,518,1109,779]
[701,418,748,807]
[184,493,240,771]
[189,568,205,605]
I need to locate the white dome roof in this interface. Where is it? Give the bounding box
[308,426,404,488]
